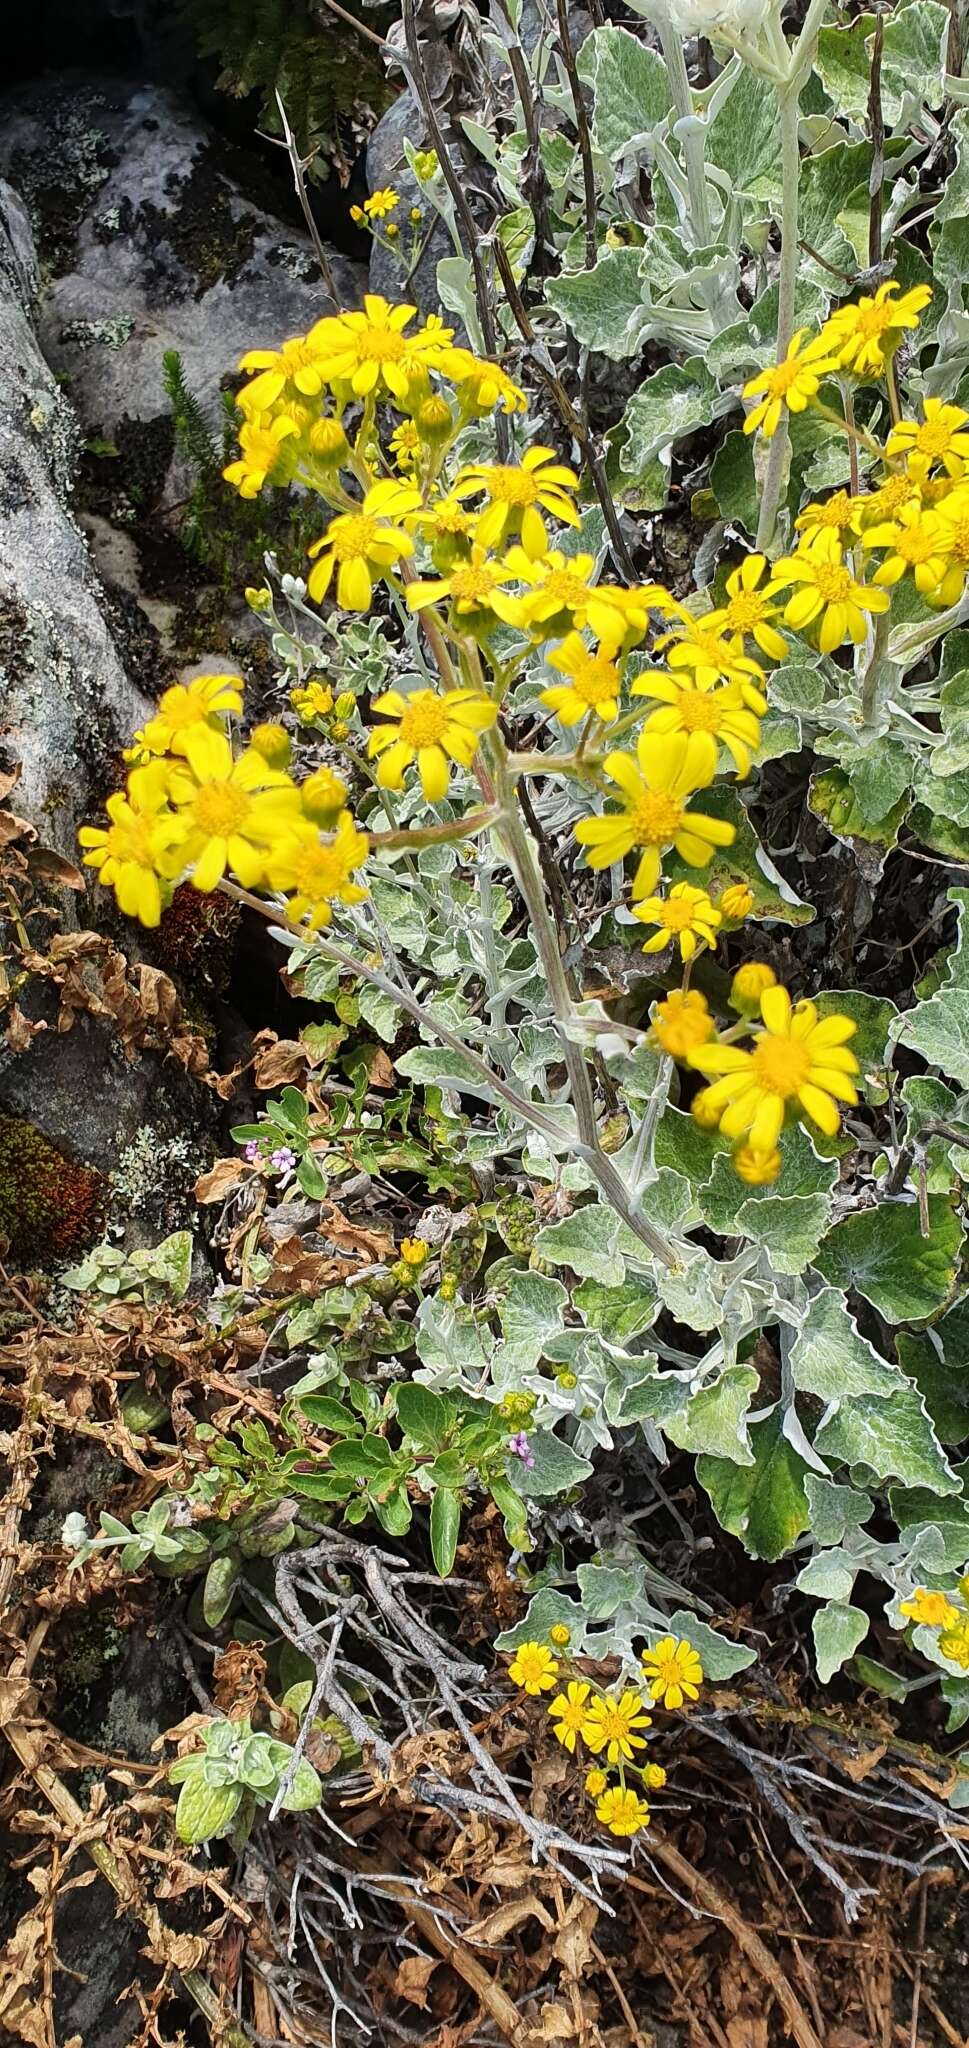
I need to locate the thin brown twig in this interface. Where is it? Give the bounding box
[908,1875,929,2048]
[555,0,598,271]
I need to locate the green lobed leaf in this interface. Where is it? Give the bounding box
[790,1288,899,1401]
[545,250,650,360]
[664,1363,758,1463]
[509,1430,594,1498]
[815,1386,961,1494]
[576,25,672,162]
[664,785,813,925]
[696,1406,811,1561]
[891,889,969,1090]
[897,1301,969,1444]
[496,1267,569,1371]
[619,358,722,484]
[706,64,784,202]
[534,1204,625,1285]
[814,1195,963,1323]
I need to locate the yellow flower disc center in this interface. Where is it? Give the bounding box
[660,899,696,932]
[164,695,205,732]
[856,302,894,339]
[357,325,405,362]
[677,692,722,733]
[950,522,969,564]
[292,842,347,894]
[108,818,154,866]
[752,1035,811,1097]
[281,339,320,373]
[917,421,953,458]
[543,568,593,608]
[896,527,937,563]
[192,782,251,837]
[768,359,804,397]
[486,465,540,505]
[449,563,500,602]
[724,591,767,631]
[630,791,683,845]
[571,662,614,706]
[812,562,853,603]
[399,693,451,747]
[329,514,379,562]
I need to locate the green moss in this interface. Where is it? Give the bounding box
[149,882,241,995]
[0,1116,104,1267]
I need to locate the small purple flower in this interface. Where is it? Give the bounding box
[271,1146,298,1174]
[243,1140,260,1163]
[509,1431,535,1470]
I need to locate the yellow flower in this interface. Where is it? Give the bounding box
[862,501,955,593]
[308,295,453,402]
[712,554,789,662]
[163,733,301,893]
[652,989,716,1060]
[742,327,842,439]
[223,411,299,497]
[641,1636,703,1709]
[453,446,579,558]
[548,1681,591,1753]
[389,419,421,471]
[541,634,623,726]
[888,398,969,479]
[641,1762,667,1790]
[508,1642,559,1694]
[931,489,969,607]
[822,281,933,377]
[140,673,244,770]
[78,762,180,929]
[301,770,349,826]
[236,333,329,411]
[307,480,420,611]
[654,615,768,702]
[574,731,735,897]
[497,548,664,644]
[849,470,920,530]
[263,812,369,929]
[441,347,527,414]
[631,669,762,779]
[900,1589,960,1628]
[406,548,521,624]
[692,983,859,1151]
[368,685,498,801]
[417,491,479,548]
[291,681,334,725]
[584,1768,609,1797]
[939,1622,969,1669]
[365,187,399,219]
[631,882,721,961]
[730,960,777,1016]
[400,1236,429,1265]
[769,531,890,654]
[595,1786,651,1836]
[549,1623,572,1648]
[582,1689,651,1763]
[795,490,856,540]
[720,882,754,921]
[733,1144,783,1185]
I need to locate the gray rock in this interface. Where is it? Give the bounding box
[0,76,364,448]
[367,89,452,314]
[0,175,152,856]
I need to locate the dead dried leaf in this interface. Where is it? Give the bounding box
[840,1743,887,1783]
[25,846,85,890]
[0,1678,39,1728]
[253,1034,309,1089]
[319,1202,394,1263]
[368,1046,394,1089]
[552,1897,598,1981]
[393,1955,439,2009]
[195,1158,255,1204]
[5,1005,46,1053]
[474,1896,555,1946]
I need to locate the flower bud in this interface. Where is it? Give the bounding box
[720,882,754,922]
[249,722,291,768]
[334,691,356,720]
[549,1624,571,1647]
[691,1088,722,1131]
[309,417,348,466]
[244,585,273,612]
[301,768,348,824]
[729,960,777,1016]
[416,393,454,444]
[733,1144,782,1186]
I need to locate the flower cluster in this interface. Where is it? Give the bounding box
[506,1630,703,1838]
[899,1584,969,1669]
[79,672,369,933]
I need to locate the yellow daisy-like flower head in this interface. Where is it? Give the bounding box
[306,295,454,402]
[223,411,299,498]
[263,811,369,929]
[498,548,665,646]
[541,633,623,726]
[389,419,421,472]
[742,327,842,439]
[595,1786,651,1837]
[900,1588,960,1629]
[795,490,857,540]
[654,613,768,705]
[652,989,716,1061]
[406,547,520,626]
[574,730,736,898]
[822,281,932,377]
[249,722,291,769]
[236,333,329,412]
[584,1768,609,1798]
[713,553,789,662]
[368,685,498,802]
[582,1689,651,1764]
[291,680,334,726]
[631,668,762,780]
[441,347,527,415]
[631,882,721,961]
[769,530,890,653]
[719,882,754,922]
[365,187,400,220]
[641,1636,703,1710]
[863,500,956,594]
[733,1144,783,1185]
[939,1622,969,1669]
[548,1681,591,1754]
[307,479,420,612]
[77,761,181,929]
[163,732,301,894]
[453,446,579,558]
[692,983,860,1152]
[642,1762,667,1791]
[508,1642,559,1695]
[930,488,969,608]
[730,960,777,1017]
[849,469,921,531]
[887,398,969,479]
[140,673,244,769]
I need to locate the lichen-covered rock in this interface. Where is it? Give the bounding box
[0,76,363,450]
[0,175,153,854]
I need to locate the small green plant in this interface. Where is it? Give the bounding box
[169,1714,323,1845]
